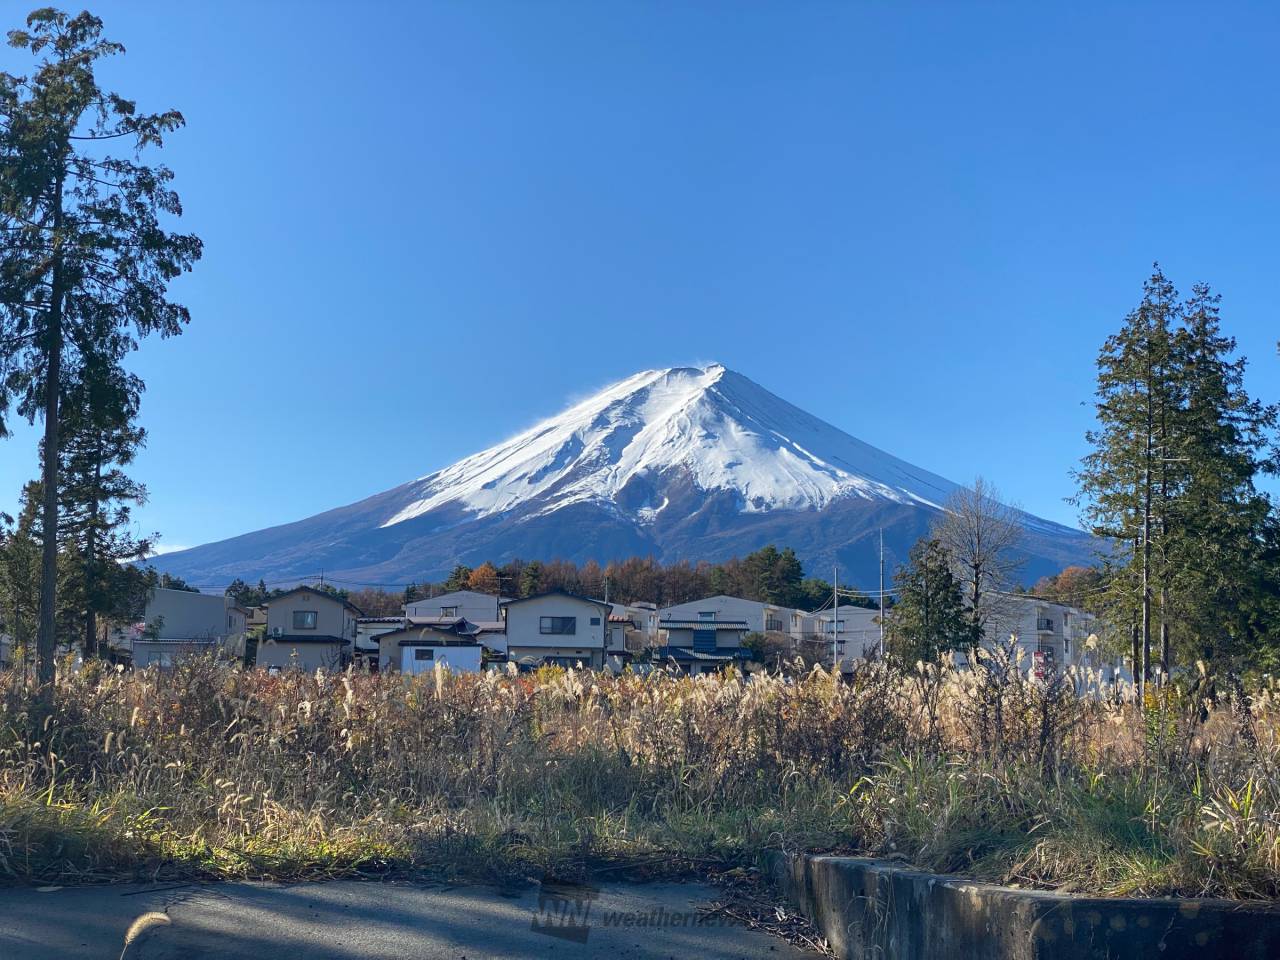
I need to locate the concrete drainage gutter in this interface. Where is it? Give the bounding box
[766,853,1280,960]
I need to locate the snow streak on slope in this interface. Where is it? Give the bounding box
[380,364,960,529]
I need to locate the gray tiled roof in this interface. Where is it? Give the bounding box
[262,634,350,646]
[654,646,745,661]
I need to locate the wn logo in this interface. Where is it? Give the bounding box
[530,880,599,943]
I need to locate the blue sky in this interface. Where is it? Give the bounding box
[1,1,1278,557]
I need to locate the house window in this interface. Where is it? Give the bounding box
[698,611,715,621]
[441,606,458,617]
[765,616,784,632]
[540,616,577,635]
[293,610,318,630]
[414,648,434,661]
[824,620,845,634]
[589,617,601,626]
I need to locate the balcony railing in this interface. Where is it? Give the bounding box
[660,620,748,630]
[1036,618,1055,632]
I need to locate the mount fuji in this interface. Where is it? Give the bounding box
[154,364,1094,588]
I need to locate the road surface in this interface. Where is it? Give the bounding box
[0,878,818,959]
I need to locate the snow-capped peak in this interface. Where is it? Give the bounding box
[380,364,960,529]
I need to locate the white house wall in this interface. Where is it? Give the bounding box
[400,645,482,675]
[504,595,607,651]
[145,588,233,641]
[810,606,881,669]
[404,591,506,622]
[659,595,803,635]
[265,590,356,642]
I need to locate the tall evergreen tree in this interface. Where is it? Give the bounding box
[443,564,473,593]
[0,489,42,675]
[1,478,109,656]
[885,538,968,666]
[742,545,803,606]
[0,9,202,684]
[1075,266,1181,696]
[226,577,275,608]
[1169,284,1278,664]
[519,560,544,598]
[54,353,151,656]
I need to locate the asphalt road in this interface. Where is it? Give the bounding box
[0,879,819,959]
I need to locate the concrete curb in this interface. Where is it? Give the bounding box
[766,852,1280,960]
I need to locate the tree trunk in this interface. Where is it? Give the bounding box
[82,446,102,659]
[1139,343,1154,703]
[36,327,61,687]
[970,563,983,647]
[1130,620,1140,695]
[1140,491,1151,702]
[35,171,65,689]
[1157,367,1172,687]
[1159,592,1170,683]
[82,588,97,659]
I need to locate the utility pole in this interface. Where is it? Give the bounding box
[832,564,839,674]
[878,529,886,658]
[493,574,514,622]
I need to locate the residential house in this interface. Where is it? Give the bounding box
[655,609,751,675]
[225,605,249,659]
[355,616,409,669]
[256,586,361,672]
[594,608,633,670]
[245,605,268,633]
[659,595,803,638]
[120,587,244,668]
[611,602,659,646]
[657,594,827,672]
[374,620,484,675]
[447,618,506,656]
[404,590,509,623]
[502,590,612,669]
[970,593,1103,681]
[808,605,882,671]
[608,602,659,660]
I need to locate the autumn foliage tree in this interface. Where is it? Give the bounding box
[1031,565,1106,611]
[466,561,501,595]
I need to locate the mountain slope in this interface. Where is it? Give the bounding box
[155,364,1094,588]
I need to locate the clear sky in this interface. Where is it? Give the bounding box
[1,1,1277,556]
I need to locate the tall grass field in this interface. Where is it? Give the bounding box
[1,655,1277,898]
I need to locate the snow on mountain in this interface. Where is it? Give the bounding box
[380,364,959,528]
[152,364,1094,588]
